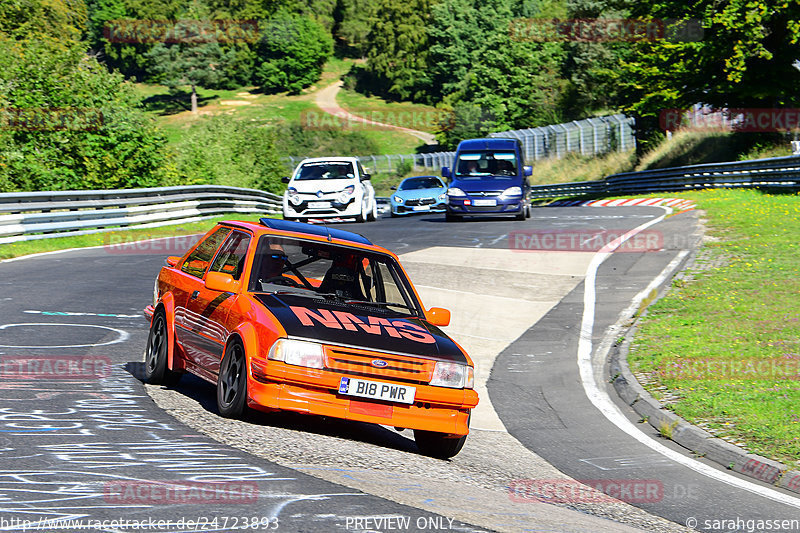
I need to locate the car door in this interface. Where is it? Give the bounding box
[181,230,252,376]
[173,226,231,370]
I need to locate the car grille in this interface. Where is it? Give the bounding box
[467,191,502,197]
[405,198,437,206]
[324,346,434,384]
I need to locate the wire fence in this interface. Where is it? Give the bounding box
[284,114,635,174]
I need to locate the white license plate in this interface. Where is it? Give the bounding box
[473,199,497,207]
[412,205,431,211]
[308,201,331,209]
[338,377,416,404]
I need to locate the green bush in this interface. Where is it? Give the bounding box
[171,116,286,194]
[0,37,169,192]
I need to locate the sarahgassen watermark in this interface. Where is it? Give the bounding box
[103,19,259,44]
[509,18,703,43]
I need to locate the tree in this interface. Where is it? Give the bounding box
[362,0,435,101]
[616,0,800,144]
[0,37,169,192]
[148,41,238,112]
[254,12,333,94]
[0,0,87,40]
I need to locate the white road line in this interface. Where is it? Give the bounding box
[577,209,800,508]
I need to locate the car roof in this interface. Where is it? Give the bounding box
[218,218,378,249]
[296,157,360,164]
[456,138,520,150]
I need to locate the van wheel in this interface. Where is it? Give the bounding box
[414,430,467,459]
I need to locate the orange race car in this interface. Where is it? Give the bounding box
[143,218,478,458]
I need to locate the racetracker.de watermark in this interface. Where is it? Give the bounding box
[657,357,800,381]
[509,229,663,252]
[0,355,112,380]
[103,234,200,255]
[300,109,452,132]
[0,108,103,132]
[661,108,800,132]
[103,481,258,504]
[509,18,704,43]
[509,478,664,504]
[103,19,259,44]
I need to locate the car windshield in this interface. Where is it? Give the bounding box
[398,177,444,190]
[295,162,355,180]
[454,150,518,178]
[248,236,420,317]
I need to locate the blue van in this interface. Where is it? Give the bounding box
[442,138,532,221]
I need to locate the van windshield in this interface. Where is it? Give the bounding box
[454,150,517,178]
[295,162,355,180]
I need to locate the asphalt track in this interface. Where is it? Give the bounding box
[0,206,798,532]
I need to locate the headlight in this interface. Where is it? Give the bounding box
[337,185,355,204]
[287,187,302,206]
[500,186,523,198]
[430,361,474,389]
[268,339,324,369]
[393,195,403,204]
[447,187,466,197]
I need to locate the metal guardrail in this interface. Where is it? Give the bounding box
[529,154,800,199]
[0,185,282,244]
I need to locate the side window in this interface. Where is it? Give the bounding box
[180,227,231,278]
[210,231,251,280]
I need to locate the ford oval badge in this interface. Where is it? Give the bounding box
[371,359,388,368]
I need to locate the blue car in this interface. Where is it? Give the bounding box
[442,138,532,221]
[389,176,448,217]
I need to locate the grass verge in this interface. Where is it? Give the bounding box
[628,189,800,468]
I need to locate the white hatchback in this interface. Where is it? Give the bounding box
[282,157,378,222]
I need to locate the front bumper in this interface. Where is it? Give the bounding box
[391,200,447,215]
[283,195,361,218]
[248,359,478,435]
[446,195,524,216]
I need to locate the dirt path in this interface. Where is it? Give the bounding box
[314,81,437,145]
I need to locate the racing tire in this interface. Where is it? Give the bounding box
[144,311,182,386]
[414,429,467,459]
[525,203,531,218]
[367,198,378,221]
[515,208,526,221]
[355,200,367,223]
[445,212,461,222]
[217,340,248,418]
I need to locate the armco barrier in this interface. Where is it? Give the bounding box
[0,185,282,244]
[530,154,800,199]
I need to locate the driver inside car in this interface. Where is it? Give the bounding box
[319,254,367,300]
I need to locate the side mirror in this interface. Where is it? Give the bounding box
[281,176,291,183]
[166,256,180,267]
[523,166,532,177]
[390,186,397,190]
[205,271,240,293]
[441,166,451,179]
[426,307,451,327]
[361,173,371,181]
